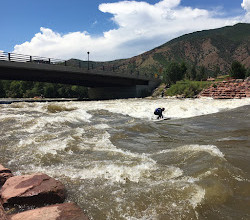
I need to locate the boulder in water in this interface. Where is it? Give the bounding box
[9,203,89,220]
[0,173,66,206]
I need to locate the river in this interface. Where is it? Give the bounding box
[0,97,250,220]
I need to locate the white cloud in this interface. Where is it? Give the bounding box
[13,0,249,61]
[242,0,250,11]
[242,0,250,20]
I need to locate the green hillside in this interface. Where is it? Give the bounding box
[110,23,250,76]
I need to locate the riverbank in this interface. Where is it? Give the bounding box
[0,163,89,220]
[152,77,250,99]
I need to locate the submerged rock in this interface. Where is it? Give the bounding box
[9,203,89,220]
[0,173,66,206]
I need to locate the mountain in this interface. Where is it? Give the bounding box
[108,23,250,76]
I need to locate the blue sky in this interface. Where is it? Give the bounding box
[1,0,249,61]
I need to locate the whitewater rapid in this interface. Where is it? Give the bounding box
[0,97,249,219]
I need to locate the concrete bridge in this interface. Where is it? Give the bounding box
[0,52,160,99]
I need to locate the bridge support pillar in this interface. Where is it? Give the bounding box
[88,86,137,100]
[88,80,160,100]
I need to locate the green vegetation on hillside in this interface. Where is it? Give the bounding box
[161,59,249,98]
[165,80,211,98]
[230,61,247,79]
[112,23,250,77]
[162,62,187,84]
[164,23,250,46]
[162,61,210,84]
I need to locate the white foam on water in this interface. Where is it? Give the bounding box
[79,131,154,163]
[23,128,184,184]
[155,144,225,159]
[26,160,185,185]
[189,185,206,209]
[43,107,92,124]
[18,137,36,148]
[73,127,85,137]
[189,185,206,219]
[66,97,250,120]
[3,97,249,124]
[1,98,250,125]
[23,127,160,183]
[24,159,155,184]
[148,166,184,186]
[93,123,110,129]
[198,168,218,179]
[77,162,157,183]
[233,175,246,182]
[0,113,26,120]
[21,110,91,134]
[218,136,249,141]
[37,135,75,155]
[178,145,225,158]
[167,166,184,179]
[4,102,92,130]
[166,176,206,219]
[9,102,45,113]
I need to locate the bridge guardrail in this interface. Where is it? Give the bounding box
[0,51,159,80]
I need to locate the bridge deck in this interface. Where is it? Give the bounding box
[0,60,151,87]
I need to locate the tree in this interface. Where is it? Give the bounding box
[196,66,207,81]
[246,68,250,78]
[213,66,221,78]
[0,81,5,97]
[0,79,89,98]
[230,61,246,79]
[43,83,57,98]
[71,85,88,98]
[7,81,23,97]
[180,62,187,78]
[190,64,197,80]
[163,62,185,85]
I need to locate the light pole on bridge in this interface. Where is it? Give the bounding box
[87,51,90,70]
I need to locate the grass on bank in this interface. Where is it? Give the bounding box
[165,80,212,98]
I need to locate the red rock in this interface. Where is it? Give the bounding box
[0,203,8,220]
[9,203,89,220]
[0,173,65,206]
[0,164,13,186]
[199,78,249,99]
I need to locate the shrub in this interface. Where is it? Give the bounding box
[230,61,246,79]
[166,80,211,98]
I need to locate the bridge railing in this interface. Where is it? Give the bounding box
[0,51,159,80]
[0,51,64,64]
